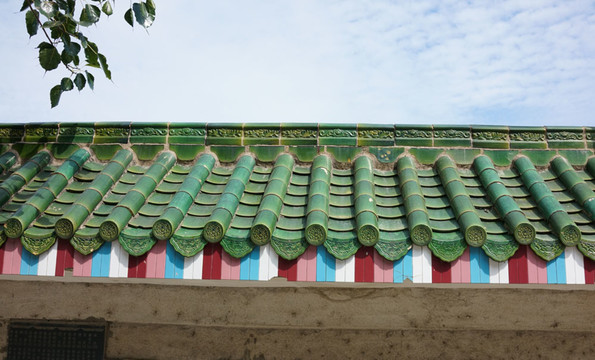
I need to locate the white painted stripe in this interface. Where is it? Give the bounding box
[267,245,278,280]
[498,261,509,284]
[344,256,355,283]
[109,241,129,278]
[335,259,347,282]
[421,246,432,284]
[573,247,585,284]
[258,244,270,281]
[564,248,576,284]
[191,251,204,279]
[489,258,500,284]
[565,247,585,284]
[411,245,423,283]
[37,242,58,276]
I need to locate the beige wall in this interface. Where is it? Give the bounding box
[0,275,593,359]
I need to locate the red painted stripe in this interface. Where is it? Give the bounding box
[201,243,213,279]
[278,258,298,281]
[509,245,529,284]
[355,247,365,282]
[0,242,5,274]
[202,243,223,280]
[127,253,148,278]
[210,243,222,280]
[355,247,374,283]
[585,256,595,285]
[55,238,70,277]
[432,254,452,283]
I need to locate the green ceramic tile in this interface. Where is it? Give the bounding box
[0,124,25,143]
[169,123,206,144]
[244,123,280,145]
[280,123,318,145]
[57,123,94,143]
[170,144,205,161]
[93,122,130,144]
[394,125,433,146]
[357,124,394,146]
[206,123,243,145]
[509,127,546,149]
[131,145,165,161]
[90,144,123,160]
[288,146,319,162]
[250,146,284,162]
[471,126,509,149]
[369,147,404,163]
[483,150,518,166]
[46,143,80,159]
[558,150,593,166]
[445,149,481,165]
[520,150,557,166]
[130,123,168,144]
[325,146,362,163]
[211,146,244,163]
[546,127,585,149]
[319,124,357,146]
[433,125,471,147]
[409,148,444,165]
[587,127,594,149]
[24,123,58,142]
[12,143,45,160]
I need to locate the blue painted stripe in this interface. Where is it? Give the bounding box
[240,251,251,280]
[470,247,489,284]
[100,241,111,277]
[546,256,558,283]
[316,246,336,282]
[92,242,111,277]
[20,248,39,275]
[165,241,184,279]
[316,246,326,281]
[555,251,566,284]
[394,248,413,283]
[249,246,260,280]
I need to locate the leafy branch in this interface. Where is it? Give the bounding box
[21,0,156,107]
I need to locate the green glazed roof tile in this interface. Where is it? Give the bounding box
[0,123,592,262]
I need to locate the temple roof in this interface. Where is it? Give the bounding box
[0,122,593,263]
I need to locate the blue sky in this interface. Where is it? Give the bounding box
[0,0,594,125]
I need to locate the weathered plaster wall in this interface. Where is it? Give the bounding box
[0,276,593,359]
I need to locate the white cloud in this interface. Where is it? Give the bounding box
[0,0,594,125]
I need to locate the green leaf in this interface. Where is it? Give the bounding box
[79,4,100,26]
[77,33,88,48]
[133,2,154,28]
[102,1,113,16]
[61,49,73,64]
[25,10,39,37]
[38,44,61,71]
[98,53,111,80]
[86,71,94,90]
[124,8,134,27]
[146,0,156,16]
[20,0,33,12]
[63,41,81,56]
[39,1,58,18]
[74,73,86,91]
[84,41,99,67]
[60,77,73,91]
[50,84,62,108]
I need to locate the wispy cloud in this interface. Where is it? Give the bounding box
[0,0,594,125]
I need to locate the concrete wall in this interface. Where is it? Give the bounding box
[0,275,593,359]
